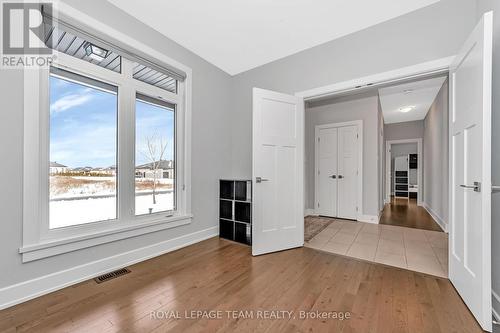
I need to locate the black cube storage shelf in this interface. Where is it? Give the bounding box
[219,180,252,245]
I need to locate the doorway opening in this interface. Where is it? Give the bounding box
[303,72,449,279]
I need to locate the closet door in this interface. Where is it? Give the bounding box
[337,125,358,219]
[317,127,338,217]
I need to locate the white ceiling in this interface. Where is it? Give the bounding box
[378,76,446,124]
[107,0,440,75]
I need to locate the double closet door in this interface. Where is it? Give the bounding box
[316,124,359,220]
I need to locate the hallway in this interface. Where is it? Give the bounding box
[380,197,443,232]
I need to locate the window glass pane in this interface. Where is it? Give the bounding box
[135,94,175,215]
[49,69,118,228]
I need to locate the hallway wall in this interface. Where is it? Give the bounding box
[423,79,449,230]
[305,92,380,219]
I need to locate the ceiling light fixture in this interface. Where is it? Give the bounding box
[399,106,415,113]
[84,42,109,62]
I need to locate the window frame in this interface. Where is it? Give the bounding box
[21,17,192,262]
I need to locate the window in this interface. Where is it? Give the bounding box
[135,94,176,215]
[49,68,118,228]
[21,13,192,262]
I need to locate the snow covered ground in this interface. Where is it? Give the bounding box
[50,192,174,228]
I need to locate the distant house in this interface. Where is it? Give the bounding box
[135,160,174,179]
[50,162,68,174]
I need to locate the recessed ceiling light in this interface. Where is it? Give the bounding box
[399,106,415,113]
[403,89,413,94]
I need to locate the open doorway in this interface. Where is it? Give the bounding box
[303,73,449,278]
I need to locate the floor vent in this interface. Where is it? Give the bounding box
[94,268,131,284]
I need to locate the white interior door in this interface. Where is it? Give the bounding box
[337,125,358,219]
[252,88,304,256]
[317,127,338,217]
[449,12,492,332]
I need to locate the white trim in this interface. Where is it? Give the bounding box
[19,215,193,262]
[357,215,380,224]
[296,56,453,101]
[0,227,217,310]
[492,289,500,321]
[314,120,363,221]
[22,3,193,261]
[421,202,448,233]
[304,209,317,217]
[385,138,423,205]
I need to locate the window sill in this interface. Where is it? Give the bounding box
[19,214,193,263]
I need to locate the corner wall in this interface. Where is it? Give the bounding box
[0,0,234,306]
[423,79,449,230]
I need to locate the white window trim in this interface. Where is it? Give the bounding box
[21,3,193,263]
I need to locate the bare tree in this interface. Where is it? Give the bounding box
[141,132,168,205]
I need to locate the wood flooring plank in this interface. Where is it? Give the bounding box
[0,238,483,333]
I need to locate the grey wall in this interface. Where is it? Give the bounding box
[475,0,500,319]
[0,0,233,289]
[230,0,476,179]
[378,97,385,212]
[384,120,424,141]
[305,92,380,216]
[423,79,449,227]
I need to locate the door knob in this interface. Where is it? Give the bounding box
[338,175,344,179]
[329,175,337,179]
[460,182,481,192]
[255,177,269,183]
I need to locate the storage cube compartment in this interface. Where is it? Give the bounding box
[234,222,251,245]
[395,191,408,197]
[395,171,408,177]
[219,200,233,220]
[409,154,418,169]
[235,181,251,201]
[220,180,234,199]
[219,219,234,240]
[395,184,408,191]
[234,202,251,223]
[219,179,252,245]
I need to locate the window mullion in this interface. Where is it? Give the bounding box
[117,59,136,222]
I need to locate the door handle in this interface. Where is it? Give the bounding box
[338,175,344,179]
[255,177,269,183]
[493,185,500,193]
[329,175,336,179]
[460,182,481,192]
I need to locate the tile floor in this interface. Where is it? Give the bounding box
[304,218,448,277]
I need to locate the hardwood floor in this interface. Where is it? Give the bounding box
[380,197,443,231]
[0,237,482,333]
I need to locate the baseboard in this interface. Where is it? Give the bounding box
[493,289,500,321]
[304,209,318,217]
[0,226,218,310]
[422,202,448,232]
[357,214,379,224]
